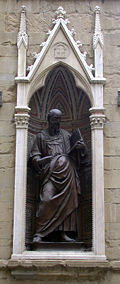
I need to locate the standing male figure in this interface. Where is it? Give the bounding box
[30,109,87,243]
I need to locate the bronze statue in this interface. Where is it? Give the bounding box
[30,109,87,243]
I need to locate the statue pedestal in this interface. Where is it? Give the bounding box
[32,241,90,252]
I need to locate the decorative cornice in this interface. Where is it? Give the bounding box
[93,6,103,49]
[17,6,28,49]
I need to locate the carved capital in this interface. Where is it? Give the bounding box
[90,114,105,130]
[90,107,105,129]
[15,106,30,129]
[15,113,30,129]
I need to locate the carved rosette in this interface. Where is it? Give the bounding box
[90,114,105,130]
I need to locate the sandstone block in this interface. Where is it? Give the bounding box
[0,154,14,169]
[90,0,120,16]
[105,188,120,204]
[6,0,40,13]
[27,13,51,34]
[105,203,120,223]
[104,33,120,47]
[0,168,14,187]
[5,13,18,32]
[0,13,5,31]
[104,123,120,138]
[0,57,17,74]
[0,187,13,203]
[0,74,15,85]
[0,122,15,137]
[0,222,12,239]
[0,0,7,12]
[109,272,120,284]
[0,238,11,247]
[105,170,120,188]
[106,223,120,240]
[0,142,14,154]
[75,0,90,14]
[105,203,116,223]
[104,137,120,156]
[104,74,120,90]
[0,32,16,45]
[0,135,15,154]
[29,33,46,46]
[0,271,7,279]
[0,45,17,57]
[0,103,15,120]
[69,14,92,36]
[104,157,120,170]
[0,246,11,259]
[0,204,13,222]
[106,246,120,261]
[3,89,16,103]
[104,45,120,73]
[103,14,120,31]
[104,88,119,105]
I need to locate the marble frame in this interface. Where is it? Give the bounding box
[12,6,106,261]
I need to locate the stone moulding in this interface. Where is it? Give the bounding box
[1,259,120,281]
[13,6,106,261]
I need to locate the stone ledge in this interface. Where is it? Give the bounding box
[1,259,120,281]
[0,259,120,280]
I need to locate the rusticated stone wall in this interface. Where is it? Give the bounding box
[0,0,120,283]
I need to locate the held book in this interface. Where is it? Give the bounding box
[70,128,83,149]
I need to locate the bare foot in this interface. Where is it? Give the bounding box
[60,232,76,242]
[33,235,43,243]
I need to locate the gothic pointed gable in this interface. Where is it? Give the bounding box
[26,7,94,83]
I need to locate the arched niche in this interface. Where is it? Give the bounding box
[13,6,106,261]
[26,65,92,249]
[27,62,94,108]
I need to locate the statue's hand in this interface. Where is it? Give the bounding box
[32,156,41,171]
[32,155,52,171]
[74,141,85,150]
[38,156,52,166]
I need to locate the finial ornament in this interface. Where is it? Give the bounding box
[56,6,66,19]
[52,6,69,25]
[93,6,103,49]
[95,6,100,13]
[21,5,26,12]
[17,5,28,49]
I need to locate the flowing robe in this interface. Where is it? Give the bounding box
[30,128,81,237]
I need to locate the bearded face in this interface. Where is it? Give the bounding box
[48,115,61,135]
